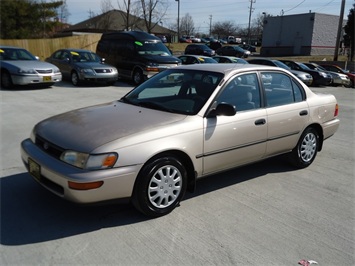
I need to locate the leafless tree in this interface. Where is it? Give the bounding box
[116,0,141,30]
[180,13,194,36]
[138,0,168,33]
[212,21,238,39]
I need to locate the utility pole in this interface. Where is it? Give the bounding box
[333,0,346,61]
[209,15,212,36]
[175,0,180,41]
[247,0,256,44]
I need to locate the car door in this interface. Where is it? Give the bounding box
[261,71,310,156]
[202,72,267,175]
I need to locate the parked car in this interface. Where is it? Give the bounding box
[239,44,257,53]
[21,63,340,217]
[185,36,201,43]
[318,64,355,88]
[280,60,332,87]
[179,37,192,43]
[213,56,248,64]
[184,44,215,57]
[216,45,247,58]
[178,55,217,65]
[248,58,313,86]
[0,45,62,89]
[304,62,351,87]
[96,31,181,84]
[46,49,118,86]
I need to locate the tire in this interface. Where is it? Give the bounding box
[133,68,144,85]
[132,156,187,217]
[1,70,13,89]
[290,127,319,168]
[71,71,80,86]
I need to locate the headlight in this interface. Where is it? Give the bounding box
[319,72,328,78]
[54,68,61,73]
[80,69,95,75]
[60,151,118,170]
[18,68,36,74]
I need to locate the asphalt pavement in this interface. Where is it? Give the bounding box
[1,81,354,265]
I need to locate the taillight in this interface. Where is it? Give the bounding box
[334,104,339,117]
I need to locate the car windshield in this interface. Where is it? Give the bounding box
[71,51,101,62]
[121,69,224,115]
[135,41,171,56]
[273,60,291,70]
[298,63,311,70]
[0,47,36,61]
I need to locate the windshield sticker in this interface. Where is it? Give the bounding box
[0,49,4,53]
[135,41,143,46]
[198,57,205,62]
[70,51,79,56]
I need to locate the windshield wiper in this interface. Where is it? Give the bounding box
[138,101,174,112]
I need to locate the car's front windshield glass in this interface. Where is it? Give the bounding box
[0,48,36,60]
[71,51,101,62]
[274,60,291,70]
[299,63,311,70]
[135,41,171,56]
[122,69,224,115]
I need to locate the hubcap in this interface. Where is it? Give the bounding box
[72,73,78,85]
[148,165,182,208]
[300,133,317,162]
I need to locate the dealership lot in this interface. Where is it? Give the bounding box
[1,81,354,265]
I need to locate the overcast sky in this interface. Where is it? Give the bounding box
[65,0,354,33]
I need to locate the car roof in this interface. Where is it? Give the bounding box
[60,48,93,53]
[173,62,280,74]
[0,45,26,49]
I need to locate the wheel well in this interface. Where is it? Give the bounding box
[306,124,324,151]
[141,150,196,193]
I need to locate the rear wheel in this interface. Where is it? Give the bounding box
[290,127,319,168]
[132,156,187,217]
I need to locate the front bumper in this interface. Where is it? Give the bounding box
[21,138,141,204]
[12,73,62,86]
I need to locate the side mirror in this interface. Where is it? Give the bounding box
[207,103,236,117]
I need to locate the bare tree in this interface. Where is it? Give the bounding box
[58,0,70,24]
[116,0,141,30]
[180,13,194,36]
[212,21,238,39]
[138,0,168,33]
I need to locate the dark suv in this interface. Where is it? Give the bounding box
[184,44,215,57]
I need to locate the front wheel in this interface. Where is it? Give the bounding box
[1,70,13,89]
[132,68,144,85]
[289,127,319,168]
[132,156,187,217]
[71,71,81,86]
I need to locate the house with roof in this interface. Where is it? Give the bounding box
[56,9,176,42]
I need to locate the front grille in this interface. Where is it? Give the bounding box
[36,69,53,74]
[35,135,64,159]
[94,68,112,73]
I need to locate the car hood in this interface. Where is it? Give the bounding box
[140,54,181,64]
[34,101,186,153]
[290,69,311,76]
[2,60,57,69]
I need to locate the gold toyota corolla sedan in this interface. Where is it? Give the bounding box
[21,64,340,217]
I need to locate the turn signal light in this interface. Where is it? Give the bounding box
[68,181,104,190]
[334,104,339,117]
